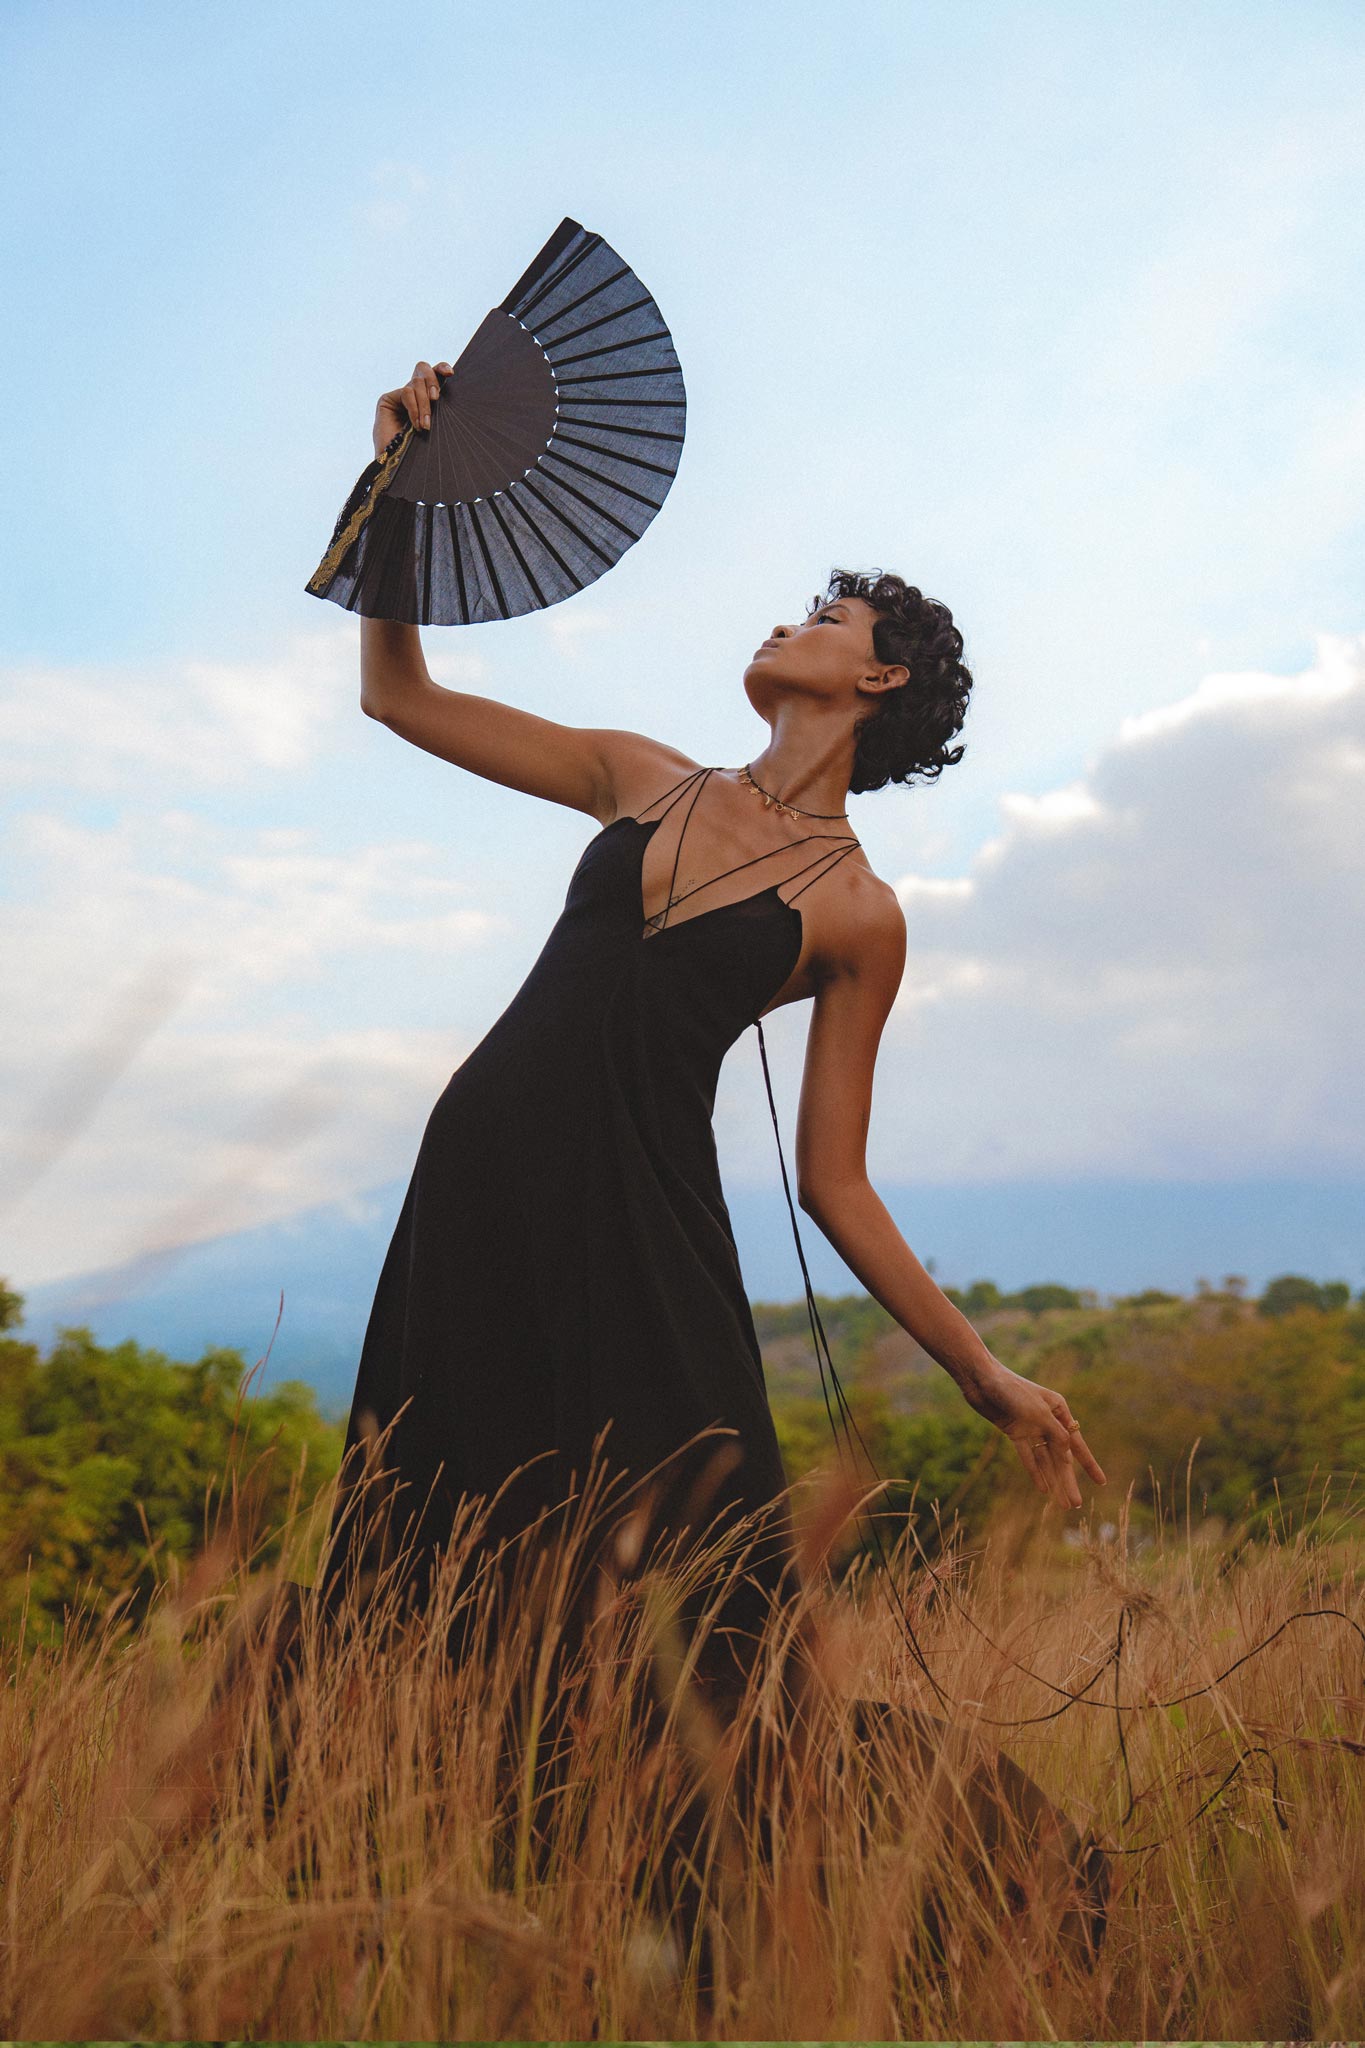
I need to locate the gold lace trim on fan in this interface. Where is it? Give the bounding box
[305,424,414,594]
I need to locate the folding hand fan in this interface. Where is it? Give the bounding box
[305,217,687,624]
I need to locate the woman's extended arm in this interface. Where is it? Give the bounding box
[794,889,1107,1511]
[351,358,652,824]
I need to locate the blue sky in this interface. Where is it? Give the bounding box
[2,0,1363,1300]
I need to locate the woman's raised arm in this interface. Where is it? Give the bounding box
[354,359,652,825]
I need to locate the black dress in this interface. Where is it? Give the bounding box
[320,763,863,1678]
[300,760,1111,1962]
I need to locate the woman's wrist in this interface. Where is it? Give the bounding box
[952,1346,1009,1403]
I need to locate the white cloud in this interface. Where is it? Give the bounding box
[0,804,512,1285]
[0,619,493,800]
[1118,633,1360,741]
[859,631,1365,1183]
[0,624,359,791]
[996,783,1102,830]
[4,1019,462,1299]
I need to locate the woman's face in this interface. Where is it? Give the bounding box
[743,593,900,709]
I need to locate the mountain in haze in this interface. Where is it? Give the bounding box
[13,1177,1361,1418]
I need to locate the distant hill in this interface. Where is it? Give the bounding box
[13,1177,1362,1417]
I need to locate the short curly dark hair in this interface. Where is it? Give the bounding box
[814,568,973,794]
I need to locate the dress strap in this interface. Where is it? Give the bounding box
[633,763,712,822]
[654,768,712,928]
[639,766,862,931]
[785,838,865,904]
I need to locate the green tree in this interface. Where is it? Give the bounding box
[1006,1283,1083,1314]
[1258,1273,1351,1318]
[0,1283,342,1641]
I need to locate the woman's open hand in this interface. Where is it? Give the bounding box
[373,359,454,458]
[959,1357,1106,1509]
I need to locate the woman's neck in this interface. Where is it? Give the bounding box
[742,739,853,819]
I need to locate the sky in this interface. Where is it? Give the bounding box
[1,0,1363,1305]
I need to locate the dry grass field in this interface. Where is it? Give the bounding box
[1,1421,1363,2042]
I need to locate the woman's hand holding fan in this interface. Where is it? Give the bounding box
[372,359,454,460]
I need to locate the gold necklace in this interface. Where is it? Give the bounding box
[737,761,850,821]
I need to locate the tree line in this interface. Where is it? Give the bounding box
[1,1269,1361,1640]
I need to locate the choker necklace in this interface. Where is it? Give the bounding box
[737,762,850,821]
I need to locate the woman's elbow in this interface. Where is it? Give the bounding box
[798,1172,869,1220]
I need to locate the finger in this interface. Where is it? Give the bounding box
[1049,1404,1101,1497]
[1052,1437,1082,1510]
[412,361,435,427]
[1069,1427,1107,1486]
[403,380,427,432]
[1037,1418,1084,1505]
[1013,1436,1050,1495]
[1036,1436,1078,1510]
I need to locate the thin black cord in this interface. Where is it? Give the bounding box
[753,1017,1365,1851]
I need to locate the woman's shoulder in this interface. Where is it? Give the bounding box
[822,854,903,961]
[592,732,706,825]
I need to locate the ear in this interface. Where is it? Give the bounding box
[864,663,910,693]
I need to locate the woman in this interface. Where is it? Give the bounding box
[320,355,1105,1639]
[269,357,1115,1971]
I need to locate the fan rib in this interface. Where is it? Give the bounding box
[544,295,654,348]
[556,395,683,411]
[554,430,676,479]
[446,406,535,490]
[513,234,602,322]
[449,504,471,624]
[533,462,641,541]
[550,416,684,446]
[558,367,681,387]
[551,332,672,370]
[485,492,550,610]
[499,218,590,316]
[420,508,434,619]
[502,488,587,593]
[542,447,664,514]
[467,501,512,619]
[518,472,617,568]
[535,265,631,333]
